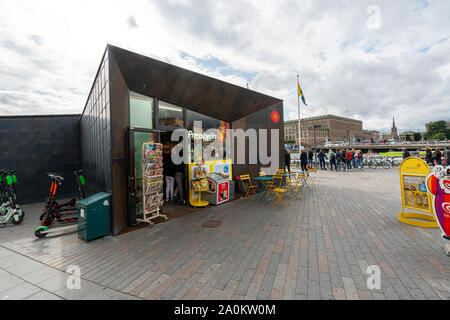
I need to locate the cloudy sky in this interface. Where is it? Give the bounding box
[0,0,449,132]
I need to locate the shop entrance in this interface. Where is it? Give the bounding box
[159,131,194,220]
[128,127,161,227]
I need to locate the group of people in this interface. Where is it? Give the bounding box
[162,143,185,204]
[285,148,364,172]
[326,149,364,171]
[402,146,449,166]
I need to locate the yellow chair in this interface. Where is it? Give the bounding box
[308,168,317,187]
[259,172,266,177]
[277,169,285,174]
[288,173,306,200]
[271,174,289,207]
[239,175,258,200]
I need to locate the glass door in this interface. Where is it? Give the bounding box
[128,127,162,226]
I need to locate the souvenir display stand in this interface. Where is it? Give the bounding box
[190,164,210,207]
[137,142,168,226]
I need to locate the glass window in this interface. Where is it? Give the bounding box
[186,109,230,163]
[158,101,184,128]
[130,93,153,129]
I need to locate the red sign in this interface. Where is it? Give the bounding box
[271,111,280,124]
[217,181,229,204]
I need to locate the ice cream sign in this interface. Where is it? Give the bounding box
[426,166,450,240]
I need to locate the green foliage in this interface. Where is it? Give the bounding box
[432,132,446,141]
[426,121,449,140]
[413,132,422,141]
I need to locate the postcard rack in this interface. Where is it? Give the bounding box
[137,142,168,226]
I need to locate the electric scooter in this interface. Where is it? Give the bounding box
[0,170,24,226]
[35,170,86,238]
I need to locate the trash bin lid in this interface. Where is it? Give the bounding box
[79,192,111,206]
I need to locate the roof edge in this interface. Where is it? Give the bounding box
[107,44,283,103]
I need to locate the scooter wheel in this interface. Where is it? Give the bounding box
[41,217,54,227]
[35,228,47,238]
[11,214,24,225]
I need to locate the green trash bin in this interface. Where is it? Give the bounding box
[78,193,111,241]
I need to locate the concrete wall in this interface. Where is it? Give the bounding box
[0,115,81,204]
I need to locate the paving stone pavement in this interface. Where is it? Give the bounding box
[1,169,449,300]
[0,246,139,300]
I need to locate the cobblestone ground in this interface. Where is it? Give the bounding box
[1,169,449,300]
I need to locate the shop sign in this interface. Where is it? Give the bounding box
[188,130,217,141]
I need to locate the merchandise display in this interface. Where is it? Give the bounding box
[189,164,210,207]
[138,143,168,226]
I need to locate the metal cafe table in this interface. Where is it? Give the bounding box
[297,171,311,189]
[252,176,274,201]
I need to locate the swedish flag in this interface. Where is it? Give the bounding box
[298,80,308,106]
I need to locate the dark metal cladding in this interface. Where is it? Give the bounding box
[0,115,81,204]
[108,48,131,235]
[108,45,283,123]
[80,49,113,198]
[232,102,285,179]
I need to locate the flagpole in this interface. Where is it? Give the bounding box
[297,75,302,151]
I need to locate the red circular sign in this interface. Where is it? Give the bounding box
[271,111,280,123]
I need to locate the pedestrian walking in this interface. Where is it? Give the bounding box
[300,149,308,172]
[351,149,357,170]
[356,150,363,169]
[284,148,291,172]
[346,149,353,170]
[174,147,186,205]
[425,146,434,167]
[340,149,347,171]
[444,147,450,166]
[308,150,314,168]
[434,147,442,166]
[318,150,328,170]
[163,144,176,202]
[402,147,411,160]
[329,149,337,171]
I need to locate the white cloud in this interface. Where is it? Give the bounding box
[0,0,449,132]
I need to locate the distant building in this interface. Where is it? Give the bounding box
[399,132,416,141]
[362,130,380,142]
[284,115,363,147]
[391,117,399,141]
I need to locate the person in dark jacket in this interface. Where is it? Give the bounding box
[308,150,314,168]
[336,149,342,170]
[174,148,186,204]
[425,146,434,167]
[318,150,328,170]
[444,147,450,166]
[434,148,442,166]
[402,147,411,160]
[329,149,337,171]
[300,150,308,172]
[163,145,176,202]
[284,148,291,172]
